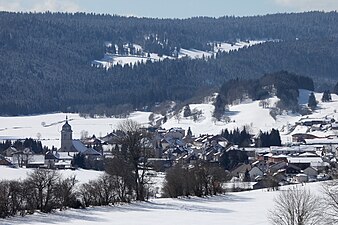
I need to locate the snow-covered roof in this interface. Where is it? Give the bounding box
[304,138,338,145]
[271,154,288,158]
[299,152,318,157]
[28,155,45,164]
[58,152,76,160]
[288,157,323,164]
[72,140,101,155]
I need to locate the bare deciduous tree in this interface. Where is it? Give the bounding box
[117,120,152,201]
[322,180,338,224]
[105,157,134,203]
[26,169,60,213]
[54,175,78,210]
[269,187,323,225]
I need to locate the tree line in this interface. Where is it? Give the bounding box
[214,71,315,119]
[1,12,338,115]
[0,139,45,154]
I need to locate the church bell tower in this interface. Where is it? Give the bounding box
[61,116,73,152]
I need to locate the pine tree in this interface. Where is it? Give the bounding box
[187,127,192,137]
[321,90,332,102]
[270,129,282,146]
[163,115,167,124]
[213,94,225,121]
[183,104,192,117]
[308,92,317,110]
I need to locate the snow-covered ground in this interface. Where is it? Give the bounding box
[0,182,323,225]
[0,90,336,224]
[93,40,265,68]
[0,112,151,149]
[213,40,265,53]
[0,166,103,184]
[163,91,338,144]
[1,91,337,148]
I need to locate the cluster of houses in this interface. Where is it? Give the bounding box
[1,116,338,190]
[149,126,337,190]
[0,118,102,169]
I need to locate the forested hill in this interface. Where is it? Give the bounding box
[1,11,338,116]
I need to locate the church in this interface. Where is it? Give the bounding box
[59,117,101,156]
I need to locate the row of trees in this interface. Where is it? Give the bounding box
[269,180,338,225]
[255,129,282,147]
[221,128,251,147]
[163,161,230,198]
[308,90,333,111]
[0,120,155,218]
[215,71,315,118]
[220,127,282,148]
[0,170,79,218]
[1,12,338,115]
[0,139,45,154]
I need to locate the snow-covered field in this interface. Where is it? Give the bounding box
[93,40,265,68]
[1,90,337,148]
[0,91,335,224]
[0,112,151,148]
[0,182,323,225]
[163,91,338,144]
[0,166,103,184]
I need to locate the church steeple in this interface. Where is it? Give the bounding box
[61,116,73,151]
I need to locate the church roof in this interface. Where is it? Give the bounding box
[72,140,101,156]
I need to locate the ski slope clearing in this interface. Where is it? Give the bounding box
[0,182,323,225]
[213,40,265,53]
[93,40,265,68]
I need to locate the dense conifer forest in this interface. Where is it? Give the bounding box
[1,11,338,115]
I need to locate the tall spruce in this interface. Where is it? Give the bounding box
[183,105,192,117]
[308,92,317,110]
[321,90,332,102]
[213,94,225,121]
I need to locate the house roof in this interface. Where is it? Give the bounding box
[288,157,323,164]
[45,151,59,160]
[72,140,101,155]
[28,155,45,165]
[299,152,319,157]
[304,138,338,145]
[231,164,252,175]
[58,152,76,160]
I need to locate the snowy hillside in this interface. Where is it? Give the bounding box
[1,90,337,148]
[92,40,265,68]
[163,90,338,143]
[0,166,103,184]
[0,112,151,149]
[162,96,282,137]
[0,182,323,225]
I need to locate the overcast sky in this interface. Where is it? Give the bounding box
[1,0,338,18]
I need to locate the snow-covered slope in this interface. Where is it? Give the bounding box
[163,91,338,143]
[93,40,265,68]
[213,40,264,53]
[0,166,103,184]
[1,91,337,148]
[0,182,323,225]
[162,96,282,137]
[0,112,151,148]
